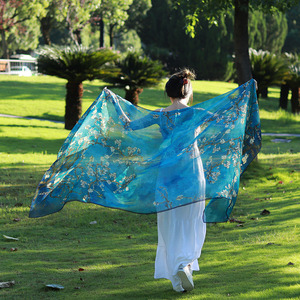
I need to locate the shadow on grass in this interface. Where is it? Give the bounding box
[1,199,300,299]
[0,136,64,154]
[260,118,300,134]
[0,81,66,101]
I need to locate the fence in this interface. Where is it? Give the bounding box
[0,59,38,76]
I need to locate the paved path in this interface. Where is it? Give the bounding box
[1,113,300,137]
[0,113,64,123]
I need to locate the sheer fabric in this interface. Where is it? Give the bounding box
[29,79,261,222]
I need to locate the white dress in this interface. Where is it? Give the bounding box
[154,109,206,291]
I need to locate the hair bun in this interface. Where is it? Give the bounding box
[181,69,196,80]
[165,68,195,101]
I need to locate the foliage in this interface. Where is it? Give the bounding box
[248,11,288,54]
[37,45,119,129]
[104,51,168,104]
[281,53,300,113]
[282,4,300,53]
[91,0,133,48]
[114,29,142,53]
[55,0,101,46]
[0,0,48,58]
[174,0,298,35]
[37,45,119,82]
[124,0,152,33]
[37,0,64,46]
[283,53,300,88]
[140,0,235,80]
[174,0,299,85]
[249,48,290,97]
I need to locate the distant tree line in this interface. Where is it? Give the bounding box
[1,0,300,81]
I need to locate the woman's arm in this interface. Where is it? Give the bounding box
[107,89,158,131]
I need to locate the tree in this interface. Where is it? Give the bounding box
[37,45,120,129]
[174,0,298,86]
[56,0,101,46]
[91,0,133,48]
[124,0,152,33]
[280,53,300,114]
[139,0,235,79]
[282,4,300,54]
[248,11,288,55]
[249,48,290,99]
[0,0,48,58]
[104,51,168,105]
[37,0,61,46]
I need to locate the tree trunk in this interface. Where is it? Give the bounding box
[40,17,52,46]
[74,29,82,45]
[234,0,252,86]
[260,87,268,98]
[109,24,115,48]
[279,83,290,110]
[0,29,9,59]
[291,86,300,114]
[125,88,143,105]
[65,81,83,130]
[99,18,104,48]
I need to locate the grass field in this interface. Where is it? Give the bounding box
[1,76,300,299]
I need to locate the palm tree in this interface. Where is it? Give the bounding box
[250,48,290,99]
[37,45,119,129]
[281,53,300,114]
[104,51,168,105]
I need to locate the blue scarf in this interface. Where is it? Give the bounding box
[29,79,261,222]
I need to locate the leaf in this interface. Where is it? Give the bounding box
[78,268,85,271]
[260,209,270,216]
[46,284,65,289]
[278,181,284,184]
[3,235,19,241]
[0,281,15,289]
[229,218,245,224]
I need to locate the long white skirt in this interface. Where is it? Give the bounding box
[154,201,206,290]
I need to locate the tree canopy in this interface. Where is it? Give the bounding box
[0,0,48,58]
[174,0,299,85]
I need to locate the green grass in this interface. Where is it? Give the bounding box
[1,76,300,299]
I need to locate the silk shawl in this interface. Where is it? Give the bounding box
[29,79,261,222]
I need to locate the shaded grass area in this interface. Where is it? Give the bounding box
[1,76,300,135]
[1,117,300,299]
[1,78,300,299]
[0,75,237,119]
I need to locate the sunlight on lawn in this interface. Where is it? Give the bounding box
[1,77,300,300]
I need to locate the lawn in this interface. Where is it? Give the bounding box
[1,76,300,299]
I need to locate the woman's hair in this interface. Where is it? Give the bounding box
[165,68,196,103]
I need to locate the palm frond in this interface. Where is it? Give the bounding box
[250,48,291,92]
[37,45,120,82]
[104,51,168,90]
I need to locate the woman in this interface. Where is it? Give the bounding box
[153,70,206,292]
[29,69,261,293]
[113,69,206,292]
